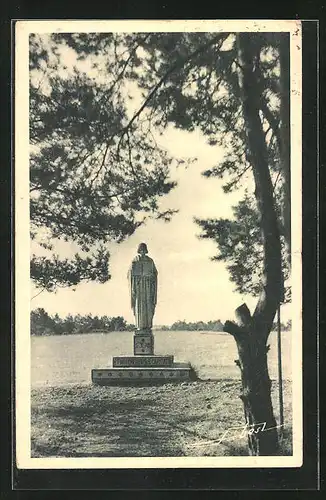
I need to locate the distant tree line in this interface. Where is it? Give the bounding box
[31,308,292,336]
[31,308,134,336]
[162,318,291,332]
[169,320,225,331]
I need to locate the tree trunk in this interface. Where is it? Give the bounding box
[237,335,278,455]
[223,34,284,456]
[224,306,279,456]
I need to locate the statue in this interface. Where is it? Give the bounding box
[128,243,158,333]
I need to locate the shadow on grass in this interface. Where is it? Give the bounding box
[223,442,248,456]
[32,396,185,457]
[32,394,250,458]
[31,380,292,458]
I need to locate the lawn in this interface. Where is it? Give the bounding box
[31,380,292,457]
[31,329,292,386]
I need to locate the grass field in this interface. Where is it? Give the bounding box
[31,380,292,457]
[31,330,293,457]
[31,329,292,386]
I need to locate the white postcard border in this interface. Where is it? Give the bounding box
[15,19,303,470]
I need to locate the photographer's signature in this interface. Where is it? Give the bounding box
[186,422,284,449]
[216,422,284,444]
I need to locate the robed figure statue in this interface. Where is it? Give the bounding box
[128,243,158,332]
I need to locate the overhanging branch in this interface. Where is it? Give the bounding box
[119,33,229,139]
[260,98,282,154]
[91,33,229,181]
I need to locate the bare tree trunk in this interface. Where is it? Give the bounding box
[224,306,279,455]
[223,34,284,456]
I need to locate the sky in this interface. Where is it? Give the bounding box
[31,124,290,325]
[30,33,291,325]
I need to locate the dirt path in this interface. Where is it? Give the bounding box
[31,380,292,457]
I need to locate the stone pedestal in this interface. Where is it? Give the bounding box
[92,329,192,385]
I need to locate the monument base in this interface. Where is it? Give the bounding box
[92,362,192,385]
[92,330,194,385]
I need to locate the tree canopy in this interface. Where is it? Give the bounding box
[30,31,289,300]
[30,33,180,291]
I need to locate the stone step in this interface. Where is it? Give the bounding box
[92,363,191,385]
[112,354,174,368]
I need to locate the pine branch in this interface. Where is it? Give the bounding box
[107,34,151,95]
[31,288,46,300]
[114,33,229,155]
[272,170,282,193]
[260,98,282,154]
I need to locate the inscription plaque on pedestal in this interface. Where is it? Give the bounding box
[113,355,174,367]
[133,333,154,355]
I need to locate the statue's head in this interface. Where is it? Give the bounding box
[137,242,148,255]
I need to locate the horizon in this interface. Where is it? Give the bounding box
[31,307,291,328]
